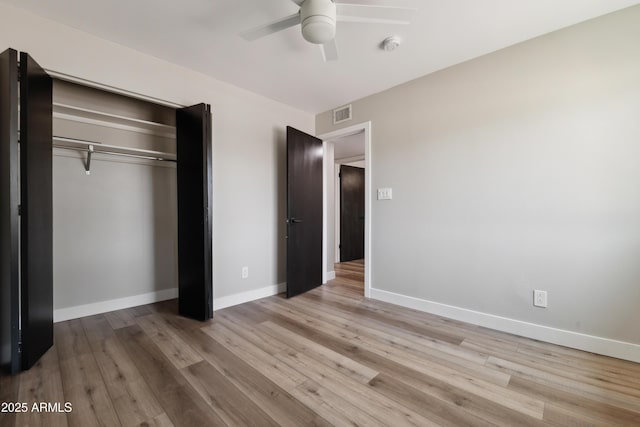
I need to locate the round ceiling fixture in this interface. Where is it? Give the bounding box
[382,36,401,51]
[301,0,337,44]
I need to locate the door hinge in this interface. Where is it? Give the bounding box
[339,172,341,178]
[339,244,341,249]
[18,204,21,216]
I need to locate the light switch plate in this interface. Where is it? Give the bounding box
[377,188,393,200]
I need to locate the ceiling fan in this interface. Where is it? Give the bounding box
[240,0,415,62]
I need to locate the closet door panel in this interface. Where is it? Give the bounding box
[19,52,53,370]
[0,48,20,374]
[176,103,212,321]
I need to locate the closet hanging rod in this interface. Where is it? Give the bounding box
[52,144,177,162]
[52,136,176,162]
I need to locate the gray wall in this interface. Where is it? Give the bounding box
[53,153,177,309]
[317,6,640,345]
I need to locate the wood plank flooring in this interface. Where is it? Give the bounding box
[2,259,640,426]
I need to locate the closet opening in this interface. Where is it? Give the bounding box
[51,80,212,323]
[51,80,180,320]
[2,47,212,373]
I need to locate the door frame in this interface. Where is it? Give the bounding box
[318,121,372,298]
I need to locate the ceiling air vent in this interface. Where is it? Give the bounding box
[333,104,352,125]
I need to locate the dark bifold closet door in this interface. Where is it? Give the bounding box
[176,103,213,321]
[286,126,323,298]
[340,165,365,262]
[0,48,20,374]
[19,52,53,370]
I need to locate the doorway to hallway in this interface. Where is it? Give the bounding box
[319,121,371,298]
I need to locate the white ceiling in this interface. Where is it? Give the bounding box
[4,0,639,113]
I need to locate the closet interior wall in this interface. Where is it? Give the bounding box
[52,80,178,316]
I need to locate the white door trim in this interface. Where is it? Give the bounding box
[318,122,372,298]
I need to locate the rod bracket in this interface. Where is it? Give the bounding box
[85,144,94,175]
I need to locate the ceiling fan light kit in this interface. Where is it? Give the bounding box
[301,0,337,44]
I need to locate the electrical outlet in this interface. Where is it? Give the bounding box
[533,290,547,308]
[241,266,249,279]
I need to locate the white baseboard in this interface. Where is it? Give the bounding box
[54,288,178,322]
[370,288,640,364]
[54,283,288,322]
[214,283,286,311]
[326,271,336,281]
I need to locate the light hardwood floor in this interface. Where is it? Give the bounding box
[2,260,640,426]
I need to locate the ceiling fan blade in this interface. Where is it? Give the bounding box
[321,39,339,62]
[335,0,416,7]
[289,0,305,5]
[240,13,300,41]
[336,3,414,25]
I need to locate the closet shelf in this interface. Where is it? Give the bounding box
[53,102,176,139]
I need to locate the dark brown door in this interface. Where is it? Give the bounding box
[0,48,20,374]
[20,52,53,370]
[176,103,213,320]
[286,126,323,298]
[340,165,365,262]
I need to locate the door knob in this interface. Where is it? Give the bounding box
[290,218,303,223]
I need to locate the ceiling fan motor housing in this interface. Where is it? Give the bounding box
[301,0,337,44]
